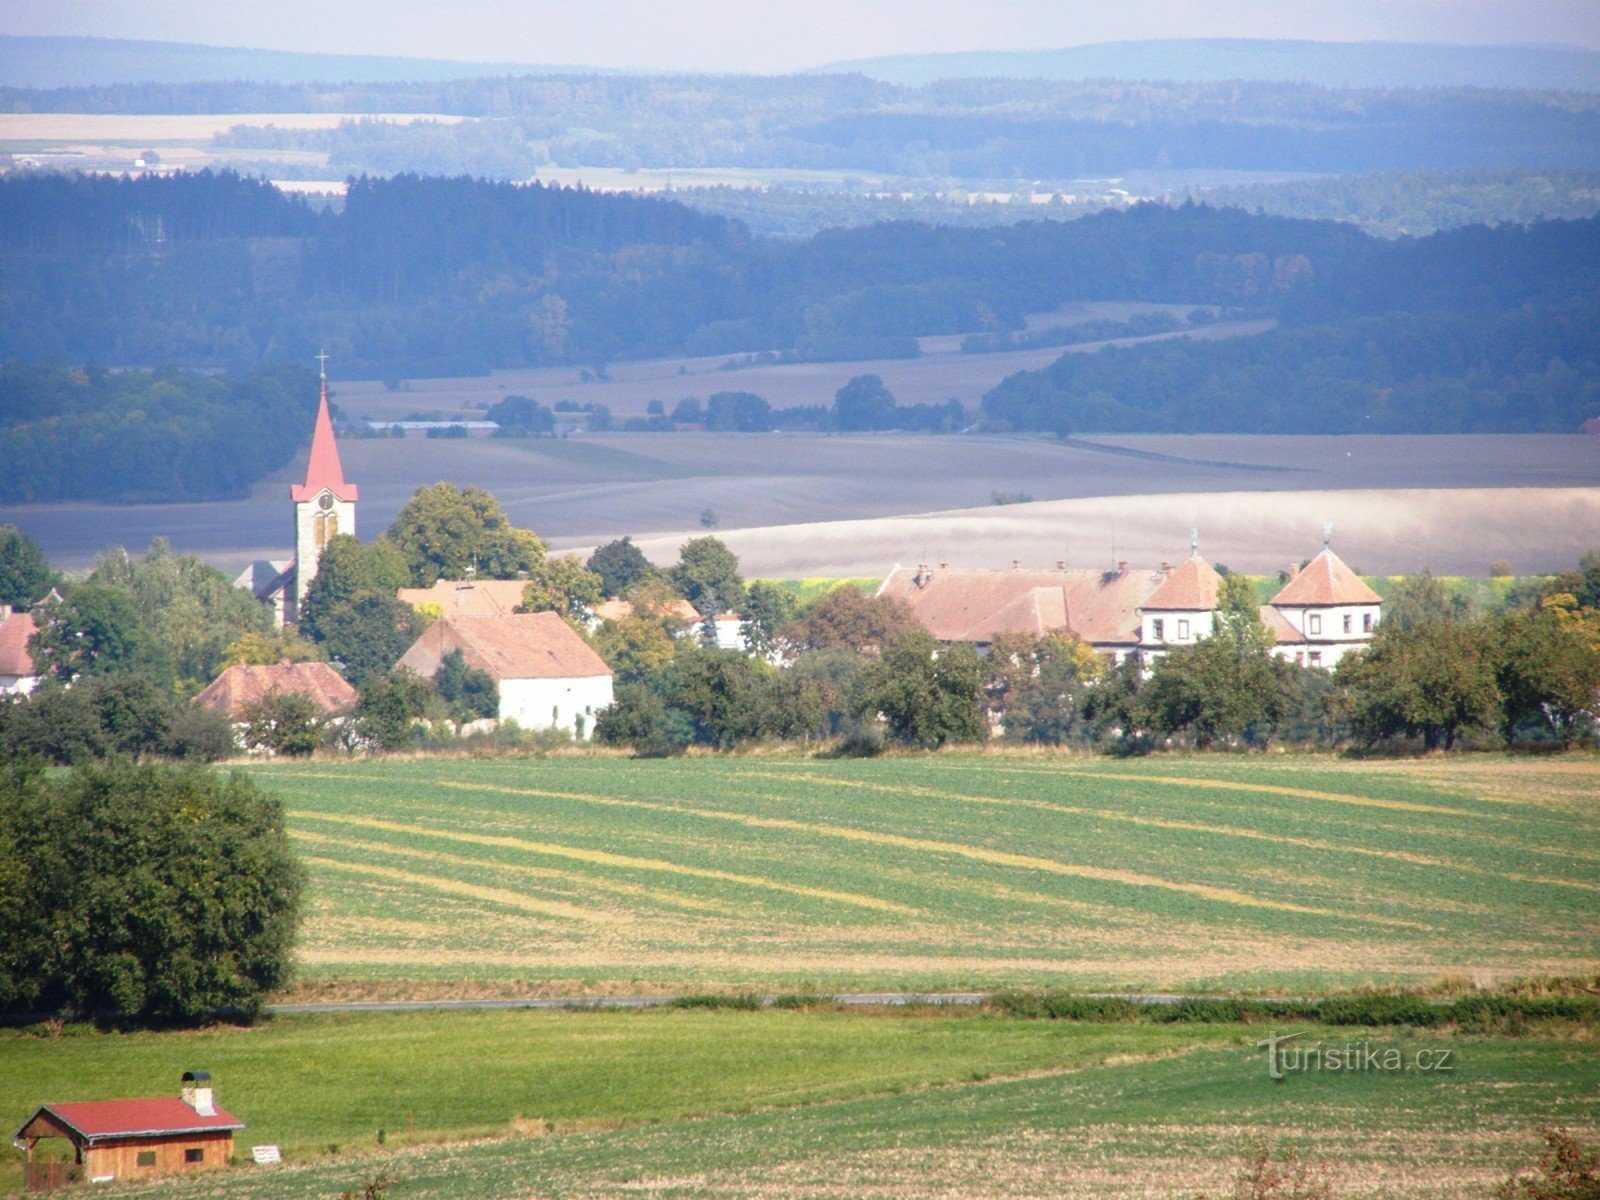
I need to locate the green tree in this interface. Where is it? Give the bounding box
[518,555,604,621]
[670,536,744,617]
[991,633,1104,745]
[297,535,410,643]
[740,581,799,658]
[222,630,325,666]
[353,670,433,750]
[587,536,656,597]
[1336,619,1502,751]
[592,616,679,684]
[1136,600,1283,748]
[780,586,918,654]
[705,391,773,432]
[29,583,172,686]
[1382,572,1468,632]
[858,629,985,748]
[663,648,777,749]
[385,483,545,587]
[0,524,58,608]
[593,682,694,757]
[1494,599,1600,747]
[434,649,498,723]
[240,691,324,757]
[833,374,896,432]
[0,675,187,765]
[89,540,274,691]
[315,593,422,688]
[0,758,304,1022]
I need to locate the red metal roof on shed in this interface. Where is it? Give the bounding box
[39,1099,242,1141]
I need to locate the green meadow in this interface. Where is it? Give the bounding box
[247,753,1600,995]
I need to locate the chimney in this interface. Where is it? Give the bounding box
[1288,563,1300,580]
[1117,561,1130,574]
[1160,561,1172,574]
[0,604,10,622]
[1011,558,1021,569]
[939,560,949,570]
[182,1070,216,1117]
[1055,559,1067,571]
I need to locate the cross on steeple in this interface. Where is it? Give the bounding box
[1323,520,1334,548]
[315,350,329,381]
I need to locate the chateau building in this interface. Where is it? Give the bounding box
[235,359,357,627]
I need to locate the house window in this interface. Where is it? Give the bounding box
[1151,618,1164,641]
[137,1152,156,1168]
[1309,651,1322,666]
[184,1149,204,1164]
[1343,614,1353,634]
[1363,613,1374,632]
[1177,619,1190,640]
[1308,613,1322,636]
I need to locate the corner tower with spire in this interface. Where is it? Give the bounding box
[288,353,358,621]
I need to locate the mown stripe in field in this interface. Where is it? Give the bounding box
[417,779,1419,927]
[294,811,917,916]
[291,827,740,916]
[735,770,1600,897]
[298,855,619,922]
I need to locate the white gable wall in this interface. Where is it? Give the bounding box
[1141,608,1215,647]
[498,674,614,739]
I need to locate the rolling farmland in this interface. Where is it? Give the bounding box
[250,754,1600,996]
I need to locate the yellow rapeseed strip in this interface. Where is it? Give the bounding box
[419,780,1416,927]
[294,810,916,916]
[298,855,614,922]
[289,828,736,914]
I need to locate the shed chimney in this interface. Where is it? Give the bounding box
[1288,563,1301,580]
[182,1070,216,1117]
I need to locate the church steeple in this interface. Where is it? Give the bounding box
[289,353,358,617]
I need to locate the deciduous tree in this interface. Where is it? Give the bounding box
[858,629,985,748]
[385,483,544,587]
[1336,619,1501,750]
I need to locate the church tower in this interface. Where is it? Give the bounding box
[288,354,358,622]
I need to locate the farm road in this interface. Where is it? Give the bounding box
[265,992,1207,1015]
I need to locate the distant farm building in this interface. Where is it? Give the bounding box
[397,578,530,618]
[0,604,40,694]
[397,612,613,737]
[194,660,358,719]
[12,1071,242,1189]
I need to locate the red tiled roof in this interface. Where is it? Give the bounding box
[289,384,357,503]
[1143,556,1222,611]
[1259,606,1306,645]
[1270,548,1382,607]
[591,597,702,624]
[397,613,612,681]
[879,565,1160,646]
[31,1099,242,1142]
[398,579,528,617]
[193,661,358,716]
[0,609,37,676]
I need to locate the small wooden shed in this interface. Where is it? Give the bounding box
[12,1071,243,1189]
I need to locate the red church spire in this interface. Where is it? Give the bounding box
[291,353,358,502]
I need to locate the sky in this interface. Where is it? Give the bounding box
[4,0,1598,73]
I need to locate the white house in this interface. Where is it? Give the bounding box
[1138,555,1222,660]
[397,613,613,738]
[0,605,39,694]
[1263,546,1383,669]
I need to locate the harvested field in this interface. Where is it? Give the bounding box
[5,431,1595,574]
[245,754,1600,994]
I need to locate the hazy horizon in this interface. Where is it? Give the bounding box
[4,1,1597,75]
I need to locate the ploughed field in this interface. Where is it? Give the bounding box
[252,754,1600,996]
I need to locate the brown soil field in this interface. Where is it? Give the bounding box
[332,306,1271,422]
[6,431,1595,576]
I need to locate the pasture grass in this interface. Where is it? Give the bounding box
[248,753,1600,995]
[13,1015,1593,1199]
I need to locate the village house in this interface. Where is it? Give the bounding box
[12,1071,242,1189]
[235,357,356,628]
[397,578,529,619]
[880,540,1381,669]
[0,604,40,694]
[194,660,359,720]
[396,612,613,738]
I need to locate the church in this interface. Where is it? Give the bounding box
[234,358,358,628]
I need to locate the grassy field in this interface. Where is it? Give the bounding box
[247,753,1600,996]
[7,1014,1592,1199]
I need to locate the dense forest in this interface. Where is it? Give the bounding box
[0,363,317,502]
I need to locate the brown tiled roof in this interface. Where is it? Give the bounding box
[397,613,611,682]
[1259,606,1306,645]
[1270,548,1382,607]
[1143,556,1222,611]
[194,661,357,716]
[878,565,1160,646]
[592,597,701,624]
[0,609,37,677]
[398,579,529,617]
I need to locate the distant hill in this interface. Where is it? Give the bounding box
[812,39,1600,91]
[0,34,607,88]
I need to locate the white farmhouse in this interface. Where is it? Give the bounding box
[1263,546,1382,669]
[397,613,613,738]
[1138,554,1222,661]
